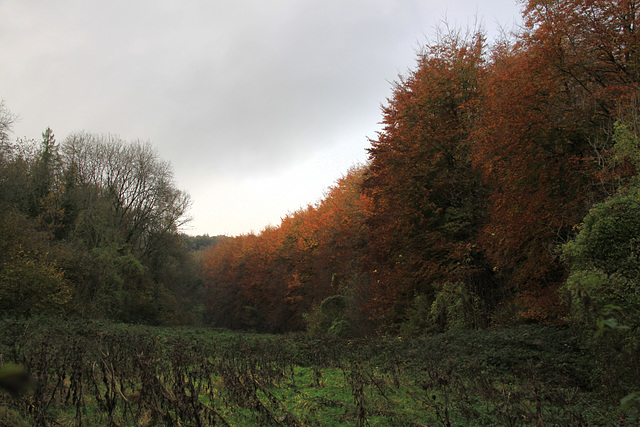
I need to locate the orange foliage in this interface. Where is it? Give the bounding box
[203,2,640,331]
[202,166,369,332]
[362,30,491,323]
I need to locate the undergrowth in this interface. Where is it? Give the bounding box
[0,317,635,425]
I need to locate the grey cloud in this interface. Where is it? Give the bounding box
[0,0,522,234]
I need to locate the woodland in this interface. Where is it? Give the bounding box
[202,0,640,336]
[2,0,640,424]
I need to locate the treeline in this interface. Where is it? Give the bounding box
[203,167,369,332]
[202,0,640,335]
[0,115,225,325]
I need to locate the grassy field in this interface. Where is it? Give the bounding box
[0,317,637,426]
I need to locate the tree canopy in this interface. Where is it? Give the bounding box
[0,112,201,324]
[201,0,640,334]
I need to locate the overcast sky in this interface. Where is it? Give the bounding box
[0,0,522,236]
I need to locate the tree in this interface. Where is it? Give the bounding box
[0,100,16,151]
[0,101,21,209]
[31,128,64,230]
[61,132,191,258]
[523,0,640,110]
[50,132,193,322]
[562,117,640,327]
[0,210,71,316]
[36,127,58,196]
[471,40,583,319]
[202,166,370,333]
[0,103,201,323]
[468,0,640,322]
[363,29,490,327]
[202,234,259,329]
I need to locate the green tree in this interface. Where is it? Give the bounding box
[562,119,640,327]
[34,128,58,200]
[0,100,16,151]
[0,210,71,316]
[61,133,191,258]
[363,28,490,328]
[562,184,640,327]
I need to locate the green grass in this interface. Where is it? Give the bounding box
[0,317,637,425]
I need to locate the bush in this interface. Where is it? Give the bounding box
[400,294,433,336]
[562,185,640,327]
[430,281,482,332]
[305,295,352,337]
[401,282,483,335]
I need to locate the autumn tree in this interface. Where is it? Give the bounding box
[469,0,640,321]
[202,234,265,329]
[363,29,491,329]
[306,166,372,334]
[471,43,581,321]
[183,2,640,331]
[203,166,370,333]
[523,0,640,108]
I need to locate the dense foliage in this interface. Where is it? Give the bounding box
[0,110,224,325]
[2,1,638,336]
[202,166,370,333]
[199,0,640,337]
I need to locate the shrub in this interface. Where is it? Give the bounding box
[305,295,352,337]
[430,281,482,332]
[562,186,640,327]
